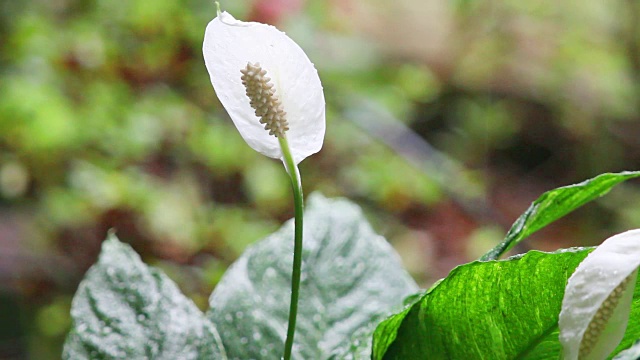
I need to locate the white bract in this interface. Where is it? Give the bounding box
[203,11,325,165]
[559,229,640,360]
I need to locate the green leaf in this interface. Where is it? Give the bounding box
[372,248,593,360]
[63,233,226,360]
[372,244,640,359]
[481,171,640,261]
[207,193,419,359]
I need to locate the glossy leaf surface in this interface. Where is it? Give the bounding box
[374,247,640,359]
[374,249,590,359]
[481,171,640,261]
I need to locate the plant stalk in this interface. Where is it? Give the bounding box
[279,136,303,360]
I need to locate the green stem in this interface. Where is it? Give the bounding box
[279,136,303,360]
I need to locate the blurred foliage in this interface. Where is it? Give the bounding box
[1,0,640,358]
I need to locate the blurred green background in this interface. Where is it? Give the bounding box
[2,0,640,358]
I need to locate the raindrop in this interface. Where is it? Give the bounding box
[235,311,244,319]
[265,267,277,278]
[240,337,248,344]
[224,314,233,322]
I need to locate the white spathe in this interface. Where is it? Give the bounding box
[203,12,325,165]
[559,229,640,360]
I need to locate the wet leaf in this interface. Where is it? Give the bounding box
[373,239,640,359]
[373,248,592,359]
[63,234,226,360]
[207,193,418,359]
[481,171,640,261]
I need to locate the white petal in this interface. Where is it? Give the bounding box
[559,229,640,360]
[203,12,325,164]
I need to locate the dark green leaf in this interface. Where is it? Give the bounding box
[372,248,593,360]
[63,234,226,360]
[207,193,418,359]
[481,171,640,261]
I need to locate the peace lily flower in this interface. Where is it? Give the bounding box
[202,6,324,360]
[559,229,640,360]
[202,9,325,165]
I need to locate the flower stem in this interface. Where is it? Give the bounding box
[279,136,303,360]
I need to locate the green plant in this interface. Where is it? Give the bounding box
[62,6,640,360]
